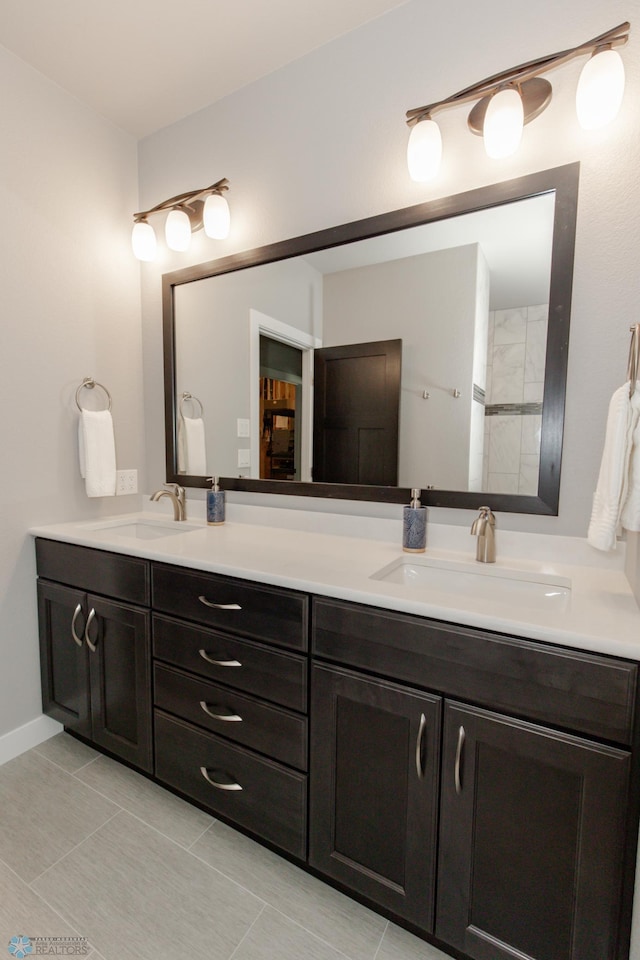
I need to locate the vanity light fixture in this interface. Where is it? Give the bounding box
[131,177,230,261]
[405,21,629,181]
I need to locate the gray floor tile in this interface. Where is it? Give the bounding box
[376,923,451,960]
[75,753,213,848]
[192,821,386,960]
[231,906,349,960]
[0,859,103,958]
[34,733,100,773]
[33,810,264,960]
[0,752,119,883]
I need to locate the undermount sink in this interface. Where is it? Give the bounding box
[82,518,201,540]
[370,555,571,611]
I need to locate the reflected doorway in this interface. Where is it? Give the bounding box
[260,336,302,480]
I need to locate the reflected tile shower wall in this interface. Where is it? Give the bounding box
[483,306,548,494]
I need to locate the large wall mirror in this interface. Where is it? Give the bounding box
[163,163,579,514]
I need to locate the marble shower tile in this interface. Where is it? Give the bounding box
[32,811,262,960]
[525,319,548,383]
[488,415,522,474]
[487,473,519,494]
[521,415,542,456]
[519,455,540,495]
[490,343,525,403]
[0,751,118,883]
[75,754,213,848]
[192,821,386,960]
[493,308,527,345]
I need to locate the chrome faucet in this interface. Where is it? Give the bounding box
[150,483,187,521]
[471,506,496,563]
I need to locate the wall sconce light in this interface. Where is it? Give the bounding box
[405,22,629,182]
[131,177,230,261]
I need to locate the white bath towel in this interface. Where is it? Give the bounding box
[621,393,640,532]
[78,409,117,497]
[587,382,640,551]
[178,416,207,475]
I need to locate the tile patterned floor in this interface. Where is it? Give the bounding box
[0,734,451,960]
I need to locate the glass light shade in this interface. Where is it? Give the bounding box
[203,193,231,239]
[131,220,156,262]
[165,208,192,252]
[407,119,443,182]
[483,87,524,159]
[576,48,625,130]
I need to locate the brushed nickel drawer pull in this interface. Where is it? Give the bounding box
[416,712,427,780]
[455,725,465,795]
[198,596,242,610]
[84,608,97,653]
[71,603,84,647]
[200,701,243,722]
[200,766,243,791]
[198,650,242,668]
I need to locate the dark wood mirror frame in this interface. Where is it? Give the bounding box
[163,162,579,515]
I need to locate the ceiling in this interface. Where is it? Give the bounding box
[0,0,409,139]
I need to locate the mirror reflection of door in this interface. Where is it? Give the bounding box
[313,339,402,485]
[259,336,302,480]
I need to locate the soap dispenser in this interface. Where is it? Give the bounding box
[206,477,225,525]
[403,488,427,553]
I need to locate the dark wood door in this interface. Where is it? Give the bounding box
[37,581,91,738]
[436,701,631,960]
[86,594,152,772]
[313,339,401,484]
[309,663,441,931]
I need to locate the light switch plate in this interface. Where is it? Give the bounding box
[237,449,251,468]
[237,418,250,438]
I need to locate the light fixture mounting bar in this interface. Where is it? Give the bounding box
[133,177,230,223]
[406,21,629,125]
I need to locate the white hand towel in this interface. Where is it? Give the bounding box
[621,385,640,532]
[78,409,117,497]
[177,416,207,475]
[587,383,640,551]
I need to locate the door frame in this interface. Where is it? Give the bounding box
[249,309,321,482]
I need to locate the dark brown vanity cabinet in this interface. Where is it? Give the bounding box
[151,563,309,859]
[36,539,152,772]
[309,663,441,931]
[311,597,639,960]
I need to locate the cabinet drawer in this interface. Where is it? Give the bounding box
[152,564,308,651]
[154,710,307,859]
[152,614,307,712]
[36,539,149,606]
[154,664,307,770]
[313,598,638,745]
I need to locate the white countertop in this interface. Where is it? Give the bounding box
[30,502,640,660]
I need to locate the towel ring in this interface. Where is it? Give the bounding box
[75,377,112,412]
[179,392,204,417]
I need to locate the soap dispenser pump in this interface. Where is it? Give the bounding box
[403,488,427,553]
[206,477,225,525]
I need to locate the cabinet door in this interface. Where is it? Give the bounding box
[309,663,441,931]
[86,595,152,772]
[37,581,91,738]
[436,701,631,960]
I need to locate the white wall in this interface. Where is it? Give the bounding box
[0,46,143,747]
[174,256,322,477]
[137,0,640,540]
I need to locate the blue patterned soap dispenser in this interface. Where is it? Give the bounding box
[403,488,427,553]
[207,477,225,525]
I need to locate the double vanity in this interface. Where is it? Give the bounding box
[32,506,640,960]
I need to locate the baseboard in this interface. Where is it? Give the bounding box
[0,715,63,766]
